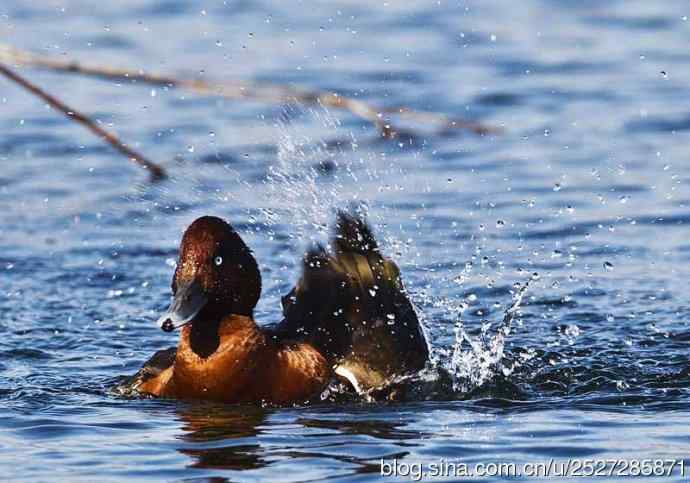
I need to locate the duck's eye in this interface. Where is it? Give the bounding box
[214,256,223,266]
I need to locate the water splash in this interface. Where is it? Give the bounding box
[320,279,534,403]
[252,104,534,401]
[443,279,532,393]
[256,103,415,259]
[259,103,363,244]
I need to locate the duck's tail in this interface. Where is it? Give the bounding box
[277,211,428,393]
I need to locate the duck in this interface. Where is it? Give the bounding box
[274,212,429,393]
[122,212,428,404]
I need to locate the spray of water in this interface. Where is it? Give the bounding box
[259,103,365,244]
[444,280,532,393]
[256,104,533,400]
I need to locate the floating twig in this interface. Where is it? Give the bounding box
[0,44,496,138]
[0,62,166,181]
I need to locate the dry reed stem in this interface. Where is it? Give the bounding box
[0,44,496,138]
[0,62,166,181]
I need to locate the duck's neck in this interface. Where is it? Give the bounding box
[187,316,221,358]
[179,313,259,358]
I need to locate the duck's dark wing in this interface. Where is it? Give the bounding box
[114,347,176,396]
[275,211,429,393]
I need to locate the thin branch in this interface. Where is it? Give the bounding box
[383,106,498,136]
[0,62,166,181]
[0,44,496,138]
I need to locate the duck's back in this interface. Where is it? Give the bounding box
[276,212,428,393]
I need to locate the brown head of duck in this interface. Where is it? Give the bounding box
[156,216,260,339]
[136,216,329,404]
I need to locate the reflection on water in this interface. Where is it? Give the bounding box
[163,403,690,481]
[177,404,267,442]
[172,403,419,477]
[176,405,270,472]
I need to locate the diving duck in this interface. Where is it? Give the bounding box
[123,212,428,404]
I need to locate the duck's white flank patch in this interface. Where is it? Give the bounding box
[334,365,363,394]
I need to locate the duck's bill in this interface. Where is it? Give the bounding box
[156,279,208,332]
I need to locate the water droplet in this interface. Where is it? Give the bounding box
[603,261,614,271]
[553,183,562,192]
[496,220,505,228]
[564,324,580,338]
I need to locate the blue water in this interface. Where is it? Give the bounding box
[3,0,690,481]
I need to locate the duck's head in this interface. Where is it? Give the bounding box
[157,216,261,332]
